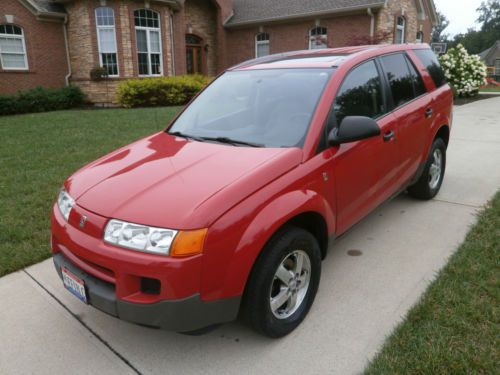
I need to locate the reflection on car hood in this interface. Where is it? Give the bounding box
[66,132,302,229]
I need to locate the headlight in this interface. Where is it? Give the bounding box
[57,189,75,221]
[104,219,178,256]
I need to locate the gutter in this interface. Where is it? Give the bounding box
[63,16,72,86]
[169,10,176,75]
[367,8,375,38]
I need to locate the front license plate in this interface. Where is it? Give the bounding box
[62,267,88,304]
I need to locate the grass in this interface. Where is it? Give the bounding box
[0,107,181,276]
[480,86,500,93]
[364,192,500,375]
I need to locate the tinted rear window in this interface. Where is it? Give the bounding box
[414,49,447,88]
[406,55,427,97]
[380,53,415,107]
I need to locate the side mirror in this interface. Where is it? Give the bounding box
[328,116,381,146]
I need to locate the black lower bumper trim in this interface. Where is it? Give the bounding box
[53,252,241,332]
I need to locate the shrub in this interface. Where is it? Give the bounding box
[0,86,85,116]
[90,66,109,81]
[439,44,488,97]
[117,75,211,108]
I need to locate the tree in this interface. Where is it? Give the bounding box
[431,11,450,43]
[452,0,500,54]
[477,0,500,48]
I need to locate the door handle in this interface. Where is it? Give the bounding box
[383,130,395,142]
[425,108,433,118]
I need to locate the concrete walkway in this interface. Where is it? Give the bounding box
[1,97,499,375]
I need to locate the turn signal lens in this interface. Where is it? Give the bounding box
[170,229,208,257]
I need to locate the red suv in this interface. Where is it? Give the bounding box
[51,44,452,337]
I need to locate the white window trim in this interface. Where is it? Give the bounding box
[396,17,406,44]
[416,31,423,43]
[135,11,163,77]
[95,8,119,77]
[309,27,327,50]
[0,26,29,71]
[255,33,269,58]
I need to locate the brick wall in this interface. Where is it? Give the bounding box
[225,13,371,68]
[184,0,218,76]
[376,0,419,44]
[0,0,67,94]
[66,0,176,103]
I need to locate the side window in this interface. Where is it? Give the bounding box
[405,55,427,97]
[414,49,447,88]
[334,60,385,125]
[380,53,415,107]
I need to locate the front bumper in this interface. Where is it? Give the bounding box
[53,252,241,332]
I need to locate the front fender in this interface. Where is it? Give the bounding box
[200,189,334,301]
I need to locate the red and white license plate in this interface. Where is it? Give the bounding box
[62,267,88,304]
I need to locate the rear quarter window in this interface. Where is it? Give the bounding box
[413,49,447,89]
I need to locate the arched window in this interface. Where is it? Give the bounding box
[95,7,118,76]
[395,16,406,44]
[309,26,327,50]
[134,9,162,76]
[255,32,269,58]
[416,31,424,43]
[0,24,28,70]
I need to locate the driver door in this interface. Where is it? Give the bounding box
[329,60,401,235]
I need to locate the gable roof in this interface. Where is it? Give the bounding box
[226,0,386,26]
[479,41,500,61]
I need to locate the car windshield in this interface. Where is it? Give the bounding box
[168,68,334,148]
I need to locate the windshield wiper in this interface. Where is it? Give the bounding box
[200,136,264,148]
[169,131,204,142]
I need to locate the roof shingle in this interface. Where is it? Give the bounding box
[227,0,386,26]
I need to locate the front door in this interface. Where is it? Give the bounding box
[330,60,401,235]
[186,34,204,75]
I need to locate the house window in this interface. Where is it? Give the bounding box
[134,9,162,76]
[495,59,500,76]
[309,26,327,49]
[0,24,28,70]
[95,7,119,76]
[255,32,269,58]
[416,31,424,43]
[395,16,406,44]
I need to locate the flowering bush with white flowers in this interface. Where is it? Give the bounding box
[439,44,488,97]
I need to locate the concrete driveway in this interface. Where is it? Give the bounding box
[1,96,499,375]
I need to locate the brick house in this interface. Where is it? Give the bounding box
[0,0,437,103]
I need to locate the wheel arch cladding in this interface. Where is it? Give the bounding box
[201,189,334,300]
[435,125,450,148]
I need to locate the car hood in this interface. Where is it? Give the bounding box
[66,132,302,229]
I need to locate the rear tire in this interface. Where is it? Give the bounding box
[408,138,446,200]
[242,226,321,338]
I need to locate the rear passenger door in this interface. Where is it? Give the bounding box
[379,53,431,186]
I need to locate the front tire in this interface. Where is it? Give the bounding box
[243,226,322,338]
[408,138,447,200]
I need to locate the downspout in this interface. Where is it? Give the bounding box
[367,8,375,39]
[63,15,72,86]
[169,10,176,75]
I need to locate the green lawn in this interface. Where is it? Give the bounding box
[364,192,500,375]
[480,86,500,92]
[0,107,181,276]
